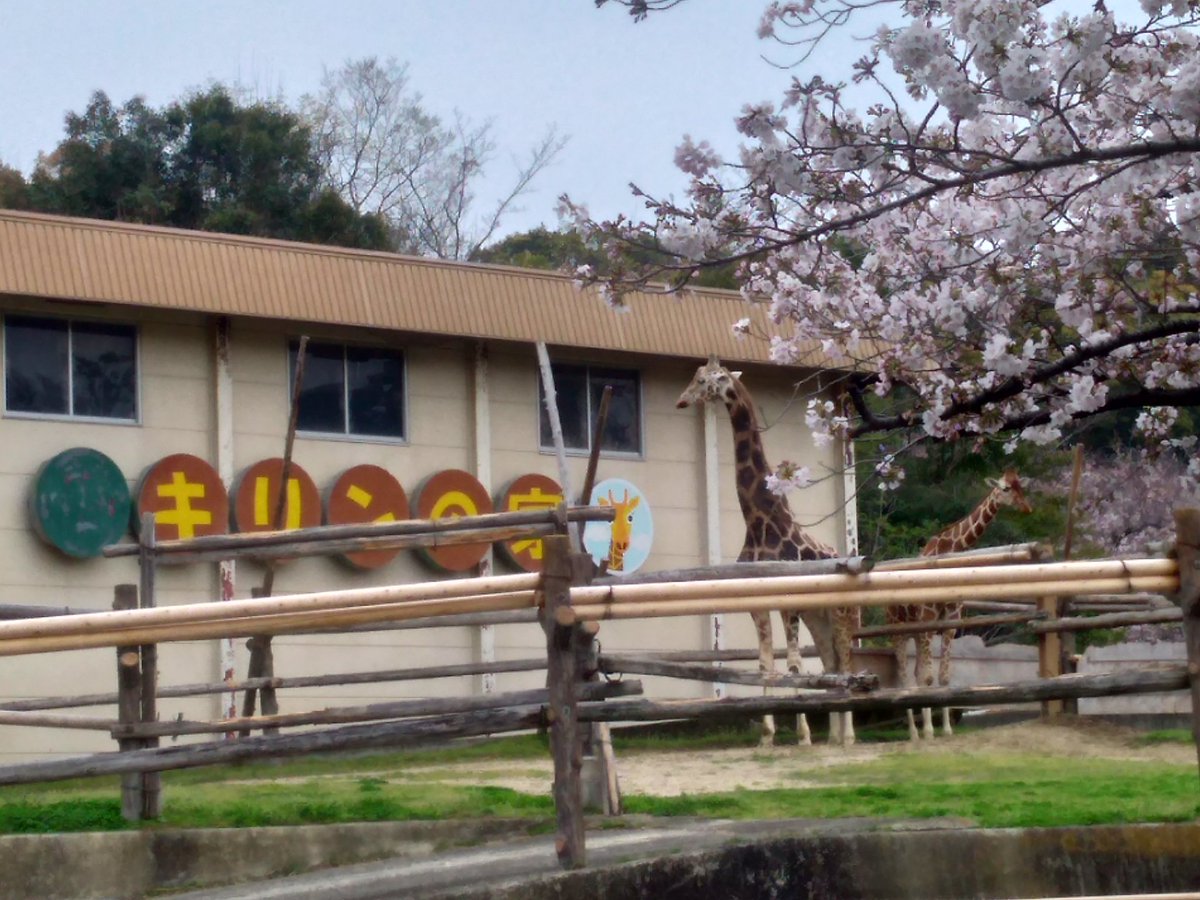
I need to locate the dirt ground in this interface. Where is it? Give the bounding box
[407,718,1197,797]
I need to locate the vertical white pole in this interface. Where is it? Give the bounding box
[473,343,496,695]
[704,402,726,699]
[214,317,238,720]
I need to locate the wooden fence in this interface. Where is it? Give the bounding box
[0,506,1197,871]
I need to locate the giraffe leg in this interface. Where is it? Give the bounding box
[894,634,919,742]
[752,611,776,746]
[783,611,811,746]
[834,610,856,747]
[938,626,955,736]
[915,630,935,740]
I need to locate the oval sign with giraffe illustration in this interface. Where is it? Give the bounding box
[583,478,653,575]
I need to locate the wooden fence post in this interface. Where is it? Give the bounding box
[540,534,586,869]
[138,513,161,818]
[1171,508,1200,777]
[113,584,143,821]
[1032,545,1064,719]
[242,589,279,736]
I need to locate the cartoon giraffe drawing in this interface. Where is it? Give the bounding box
[599,489,640,572]
[889,469,1033,740]
[677,359,859,746]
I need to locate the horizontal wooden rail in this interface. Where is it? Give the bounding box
[853,611,1046,639]
[1,656,553,712]
[113,680,642,740]
[1029,608,1183,633]
[104,505,613,562]
[597,655,878,692]
[575,667,1191,722]
[0,604,102,620]
[874,542,1046,571]
[592,557,870,586]
[0,707,546,786]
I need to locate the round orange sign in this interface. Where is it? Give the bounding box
[494,474,563,572]
[232,458,321,535]
[326,464,411,570]
[135,454,229,542]
[411,469,493,572]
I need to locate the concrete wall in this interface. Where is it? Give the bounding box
[0,303,848,762]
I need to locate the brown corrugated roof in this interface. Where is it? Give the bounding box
[0,210,842,369]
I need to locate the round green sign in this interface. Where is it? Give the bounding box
[30,448,132,558]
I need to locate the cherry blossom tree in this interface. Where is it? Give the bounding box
[577,1,1200,483]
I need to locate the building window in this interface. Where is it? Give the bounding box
[4,315,138,421]
[290,340,405,440]
[539,363,641,454]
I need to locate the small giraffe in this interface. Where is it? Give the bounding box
[677,359,859,746]
[890,469,1033,740]
[599,489,640,572]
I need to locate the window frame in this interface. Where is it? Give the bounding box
[2,313,141,426]
[537,361,644,459]
[288,338,409,444]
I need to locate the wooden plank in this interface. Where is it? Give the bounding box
[0,707,544,786]
[1029,609,1183,633]
[116,681,642,739]
[854,611,1045,639]
[1172,508,1200,777]
[103,505,614,560]
[576,667,1192,723]
[541,533,586,869]
[137,513,161,818]
[598,654,878,692]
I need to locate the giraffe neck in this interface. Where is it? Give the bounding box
[724,384,833,560]
[925,488,1004,555]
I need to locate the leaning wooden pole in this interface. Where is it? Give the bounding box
[1171,507,1200,778]
[541,533,586,870]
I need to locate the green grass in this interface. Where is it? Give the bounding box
[1137,729,1194,746]
[1,731,1195,835]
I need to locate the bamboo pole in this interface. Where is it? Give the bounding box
[0,592,537,657]
[561,575,1178,625]
[875,543,1044,571]
[568,558,1176,607]
[593,556,870,586]
[0,711,119,730]
[0,575,539,643]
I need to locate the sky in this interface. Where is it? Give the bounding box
[0,0,871,244]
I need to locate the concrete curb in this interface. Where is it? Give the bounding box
[0,819,536,899]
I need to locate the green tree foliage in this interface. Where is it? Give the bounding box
[25,87,389,250]
[0,164,29,209]
[475,225,738,288]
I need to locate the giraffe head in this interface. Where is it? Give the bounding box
[989,469,1033,514]
[676,358,743,409]
[598,488,640,571]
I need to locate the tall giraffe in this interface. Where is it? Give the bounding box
[677,360,858,746]
[889,469,1033,740]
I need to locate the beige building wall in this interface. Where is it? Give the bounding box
[0,305,849,762]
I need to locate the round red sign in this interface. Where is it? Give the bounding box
[411,469,494,572]
[494,473,564,572]
[232,458,321,535]
[135,454,229,542]
[326,464,411,570]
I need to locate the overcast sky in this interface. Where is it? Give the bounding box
[0,0,873,242]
